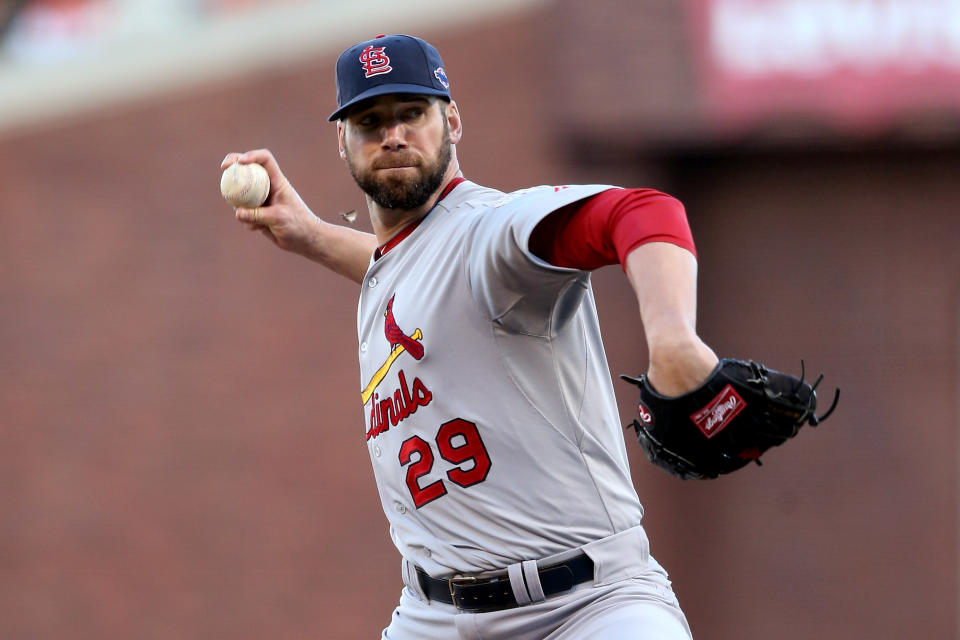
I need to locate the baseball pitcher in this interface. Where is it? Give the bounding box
[220,34,836,640]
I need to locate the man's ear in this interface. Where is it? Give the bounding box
[446,101,462,144]
[337,121,346,159]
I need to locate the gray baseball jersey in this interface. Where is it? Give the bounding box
[357,180,644,578]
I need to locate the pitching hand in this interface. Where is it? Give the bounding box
[220,149,321,255]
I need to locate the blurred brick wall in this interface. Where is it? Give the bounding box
[549,0,703,146]
[0,10,575,640]
[655,148,960,640]
[2,4,958,640]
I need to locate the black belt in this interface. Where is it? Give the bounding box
[416,553,594,612]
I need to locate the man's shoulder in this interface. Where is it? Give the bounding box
[446,182,618,213]
[438,180,504,211]
[488,184,620,217]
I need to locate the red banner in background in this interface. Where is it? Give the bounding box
[687,0,960,133]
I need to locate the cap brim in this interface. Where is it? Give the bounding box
[328,84,450,121]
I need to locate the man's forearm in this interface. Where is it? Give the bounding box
[304,218,378,285]
[624,242,718,396]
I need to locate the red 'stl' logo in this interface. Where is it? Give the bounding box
[359,45,392,78]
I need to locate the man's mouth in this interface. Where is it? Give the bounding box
[374,156,419,170]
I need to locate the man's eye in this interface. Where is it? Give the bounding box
[358,115,379,127]
[404,108,424,120]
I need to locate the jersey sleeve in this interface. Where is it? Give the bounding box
[463,184,615,334]
[529,188,696,271]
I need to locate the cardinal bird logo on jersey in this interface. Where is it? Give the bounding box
[360,294,426,408]
[384,294,424,360]
[361,294,431,439]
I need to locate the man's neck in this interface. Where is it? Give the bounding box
[368,167,464,245]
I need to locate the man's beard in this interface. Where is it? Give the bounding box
[346,124,451,211]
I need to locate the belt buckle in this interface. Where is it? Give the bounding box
[448,575,479,607]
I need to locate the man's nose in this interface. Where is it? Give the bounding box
[381,121,407,150]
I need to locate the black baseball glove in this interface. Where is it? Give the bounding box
[620,359,839,480]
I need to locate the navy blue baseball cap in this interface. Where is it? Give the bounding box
[328,34,451,121]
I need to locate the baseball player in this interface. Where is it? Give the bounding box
[222,34,721,639]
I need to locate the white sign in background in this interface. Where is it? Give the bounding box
[709,0,960,76]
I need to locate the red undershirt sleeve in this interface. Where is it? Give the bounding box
[528,188,696,271]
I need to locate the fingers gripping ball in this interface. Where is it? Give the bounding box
[620,359,840,480]
[220,161,270,209]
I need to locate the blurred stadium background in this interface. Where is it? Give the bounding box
[2,0,958,638]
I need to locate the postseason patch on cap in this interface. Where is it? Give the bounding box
[434,66,449,88]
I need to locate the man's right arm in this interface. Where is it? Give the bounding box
[221,149,377,284]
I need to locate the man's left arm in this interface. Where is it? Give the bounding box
[622,242,718,396]
[529,188,718,396]
[532,188,839,479]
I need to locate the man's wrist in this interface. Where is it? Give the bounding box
[647,336,719,396]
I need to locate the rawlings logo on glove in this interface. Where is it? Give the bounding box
[621,359,839,480]
[690,384,745,438]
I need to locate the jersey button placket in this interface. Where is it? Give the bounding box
[394,502,406,514]
[368,277,378,288]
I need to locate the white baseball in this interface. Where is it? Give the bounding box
[220,161,270,208]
